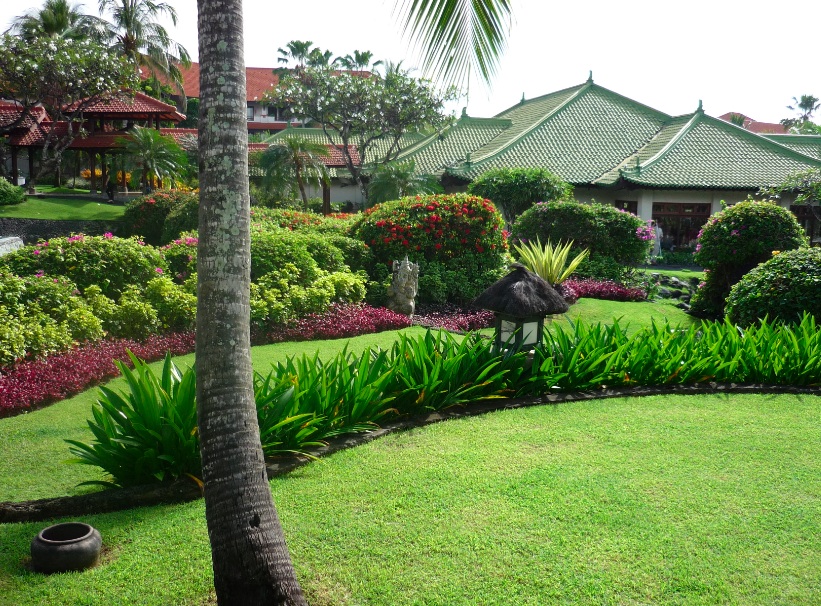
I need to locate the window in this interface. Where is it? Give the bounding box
[246,105,254,121]
[651,202,712,249]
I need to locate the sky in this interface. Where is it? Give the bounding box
[2,0,820,125]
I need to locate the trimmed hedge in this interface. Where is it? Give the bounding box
[0,178,26,205]
[726,248,821,326]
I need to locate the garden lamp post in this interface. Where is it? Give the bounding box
[474,263,569,351]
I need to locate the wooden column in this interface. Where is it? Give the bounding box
[89,152,97,194]
[11,146,18,185]
[100,152,107,197]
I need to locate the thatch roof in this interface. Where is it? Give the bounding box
[473,264,569,316]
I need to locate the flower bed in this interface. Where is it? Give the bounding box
[263,303,412,343]
[560,279,647,303]
[412,304,494,332]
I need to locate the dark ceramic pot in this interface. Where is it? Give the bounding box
[30,522,102,573]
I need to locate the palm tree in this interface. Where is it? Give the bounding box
[97,0,191,96]
[395,0,513,87]
[788,95,821,123]
[6,0,108,42]
[195,0,511,603]
[117,126,187,192]
[276,39,315,73]
[258,134,330,210]
[367,159,441,205]
[334,49,383,71]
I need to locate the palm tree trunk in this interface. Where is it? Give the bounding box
[196,1,306,604]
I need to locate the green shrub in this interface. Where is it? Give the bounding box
[297,232,347,273]
[0,305,75,367]
[467,167,573,223]
[512,201,652,267]
[726,248,821,326]
[352,193,508,303]
[0,234,168,299]
[160,233,198,283]
[573,254,629,282]
[315,271,367,304]
[690,200,807,318]
[320,234,374,273]
[108,288,161,339]
[66,352,200,487]
[250,228,321,283]
[121,191,199,245]
[143,276,197,331]
[160,192,199,244]
[0,178,26,205]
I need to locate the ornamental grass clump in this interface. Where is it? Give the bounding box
[513,237,588,286]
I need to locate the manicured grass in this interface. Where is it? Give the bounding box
[32,185,92,195]
[641,267,706,282]
[0,327,429,502]
[559,297,699,334]
[0,196,124,221]
[0,393,818,605]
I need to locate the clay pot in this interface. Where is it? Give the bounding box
[30,522,102,573]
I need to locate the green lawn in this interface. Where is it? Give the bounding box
[0,196,125,221]
[0,392,817,605]
[559,297,698,334]
[641,267,706,282]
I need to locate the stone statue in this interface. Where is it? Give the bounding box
[386,256,419,316]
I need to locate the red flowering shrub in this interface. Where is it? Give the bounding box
[262,303,411,343]
[0,332,195,417]
[250,208,357,235]
[560,279,647,302]
[352,194,509,304]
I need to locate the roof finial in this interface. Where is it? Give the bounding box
[634,157,641,174]
[697,99,703,113]
[465,152,472,166]
[461,106,468,118]
[520,92,525,105]
[587,70,593,83]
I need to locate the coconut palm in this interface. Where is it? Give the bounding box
[258,134,330,210]
[6,0,108,42]
[276,39,315,72]
[396,0,513,87]
[117,126,187,192]
[97,0,191,95]
[367,159,441,205]
[788,95,821,123]
[194,1,511,603]
[335,49,383,71]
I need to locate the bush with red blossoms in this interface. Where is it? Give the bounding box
[263,303,412,343]
[560,279,647,303]
[0,332,195,418]
[413,304,494,332]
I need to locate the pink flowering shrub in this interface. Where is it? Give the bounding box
[0,332,195,418]
[560,279,647,303]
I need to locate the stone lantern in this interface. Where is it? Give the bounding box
[474,264,569,351]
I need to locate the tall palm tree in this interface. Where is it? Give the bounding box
[97,0,191,95]
[195,1,511,603]
[276,39,315,72]
[258,134,330,210]
[334,49,383,71]
[395,0,513,88]
[117,125,187,192]
[367,159,441,205]
[6,0,108,42]
[788,95,821,123]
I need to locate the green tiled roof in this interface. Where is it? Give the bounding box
[265,127,425,165]
[394,115,512,174]
[448,82,672,182]
[763,134,821,161]
[615,114,821,189]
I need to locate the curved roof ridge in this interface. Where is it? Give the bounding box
[492,83,587,119]
[634,112,702,173]
[702,114,821,165]
[470,81,593,164]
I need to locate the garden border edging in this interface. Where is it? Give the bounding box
[1,382,819,524]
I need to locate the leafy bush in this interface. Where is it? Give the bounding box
[690,200,807,318]
[161,233,198,283]
[353,193,508,303]
[144,277,197,332]
[512,201,653,268]
[250,228,321,283]
[0,331,195,417]
[559,278,647,303]
[0,234,168,299]
[0,178,26,205]
[122,191,198,245]
[320,233,374,273]
[467,167,573,223]
[160,192,199,244]
[726,248,821,326]
[67,352,200,487]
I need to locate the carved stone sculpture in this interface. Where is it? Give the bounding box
[386,256,419,317]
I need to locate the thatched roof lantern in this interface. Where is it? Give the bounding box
[474,264,568,350]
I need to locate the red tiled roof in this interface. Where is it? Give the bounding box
[170,63,280,102]
[246,140,360,167]
[0,103,49,131]
[69,91,184,121]
[718,112,788,134]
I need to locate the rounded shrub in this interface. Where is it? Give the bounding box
[161,233,199,283]
[690,200,807,319]
[144,276,197,332]
[512,201,653,267]
[726,248,821,326]
[0,178,26,205]
[160,192,199,244]
[352,193,508,303]
[467,167,573,223]
[0,234,168,299]
[250,228,321,283]
[122,191,199,245]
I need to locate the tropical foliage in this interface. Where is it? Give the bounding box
[367,159,442,205]
[467,167,573,223]
[513,237,588,286]
[118,126,188,194]
[255,134,330,210]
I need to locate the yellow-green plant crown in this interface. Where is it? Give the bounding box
[513,237,589,285]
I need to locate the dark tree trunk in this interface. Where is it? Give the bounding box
[196,1,306,605]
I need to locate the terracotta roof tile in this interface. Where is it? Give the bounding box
[717,112,788,134]
[170,63,280,102]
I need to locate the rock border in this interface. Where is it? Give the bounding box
[1,383,819,523]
